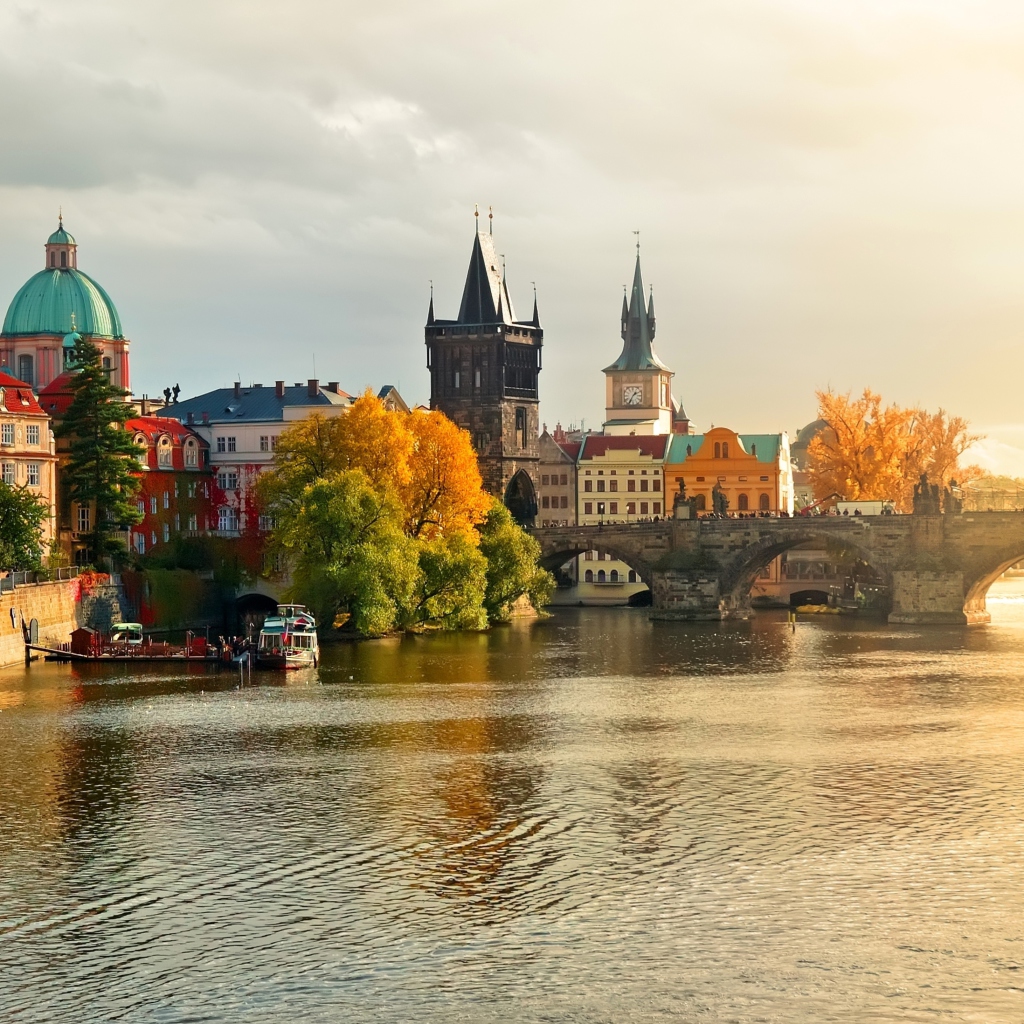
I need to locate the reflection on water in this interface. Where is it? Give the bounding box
[4,582,1024,1021]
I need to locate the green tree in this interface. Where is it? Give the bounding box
[478,501,554,622]
[0,482,49,570]
[55,336,141,563]
[413,532,488,630]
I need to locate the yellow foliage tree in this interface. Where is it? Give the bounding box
[404,409,491,538]
[807,389,982,512]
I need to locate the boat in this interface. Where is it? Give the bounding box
[256,604,319,669]
[29,623,219,662]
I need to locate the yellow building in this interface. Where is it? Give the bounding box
[664,427,793,515]
[577,434,670,523]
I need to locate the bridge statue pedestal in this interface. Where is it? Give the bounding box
[888,570,989,626]
[648,570,751,621]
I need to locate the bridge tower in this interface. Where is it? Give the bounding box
[603,244,676,436]
[425,211,542,523]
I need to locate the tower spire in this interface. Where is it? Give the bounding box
[426,280,435,325]
[604,243,668,373]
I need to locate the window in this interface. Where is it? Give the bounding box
[760,476,770,482]
[163,491,170,509]
[640,502,649,514]
[597,502,606,515]
[652,479,660,491]
[0,423,12,445]
[597,480,605,492]
[653,502,661,514]
[454,370,461,389]
[163,523,170,543]
[610,502,618,514]
[188,482,196,498]
[760,493,770,511]
[150,496,157,515]
[102,357,111,372]
[174,514,180,532]
[218,507,239,531]
[260,436,270,452]
[17,354,33,387]
[609,480,618,492]
[184,441,198,467]
[77,504,90,533]
[1,463,13,484]
[560,474,567,486]
[258,515,276,532]
[474,368,481,388]
[584,480,593,492]
[26,463,39,486]
[26,425,39,446]
[216,436,226,453]
[542,496,550,508]
[723,442,729,458]
[541,475,549,485]
[598,570,607,583]
[218,471,238,491]
[134,533,146,554]
[271,436,279,451]
[751,444,757,457]
[151,531,157,547]
[696,476,705,482]
[627,479,635,492]
[627,501,636,514]
[60,251,66,268]
[515,407,526,449]
[738,493,749,510]
[137,499,146,516]
[640,479,649,492]
[610,569,619,582]
[714,442,721,458]
[157,437,172,468]
[585,569,594,583]
[560,496,568,509]
[188,514,197,531]
[227,437,236,452]
[50,252,55,267]
[696,494,706,511]
[584,502,593,515]
[628,570,637,583]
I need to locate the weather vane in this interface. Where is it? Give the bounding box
[633,230,640,253]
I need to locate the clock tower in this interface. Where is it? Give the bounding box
[602,247,674,435]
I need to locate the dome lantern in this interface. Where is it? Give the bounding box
[45,214,77,270]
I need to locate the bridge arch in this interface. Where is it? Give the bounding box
[538,542,657,585]
[961,547,1024,622]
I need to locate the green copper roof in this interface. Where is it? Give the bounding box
[604,252,669,373]
[667,433,783,464]
[2,267,123,338]
[47,225,76,245]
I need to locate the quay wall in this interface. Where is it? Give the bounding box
[0,581,78,668]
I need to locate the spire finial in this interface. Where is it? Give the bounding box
[58,205,63,228]
[474,203,479,225]
[489,205,493,234]
[633,230,640,254]
[70,310,77,331]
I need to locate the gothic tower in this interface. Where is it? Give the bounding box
[603,248,674,435]
[426,213,542,523]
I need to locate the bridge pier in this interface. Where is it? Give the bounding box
[888,570,989,626]
[648,570,752,621]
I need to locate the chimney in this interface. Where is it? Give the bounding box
[187,412,195,425]
[327,381,340,394]
[275,380,285,398]
[233,381,241,399]
[307,378,319,398]
[202,411,209,424]
[141,396,149,416]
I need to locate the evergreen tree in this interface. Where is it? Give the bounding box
[55,336,142,564]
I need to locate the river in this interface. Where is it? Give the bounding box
[4,581,1024,1022]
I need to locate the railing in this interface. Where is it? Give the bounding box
[0,566,81,592]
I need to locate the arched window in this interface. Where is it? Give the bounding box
[17,354,33,387]
[157,435,173,468]
[598,569,607,583]
[584,569,594,583]
[628,570,637,583]
[695,493,706,510]
[759,493,770,511]
[50,252,55,267]
[714,442,721,458]
[722,442,729,458]
[184,439,198,468]
[60,251,67,268]
[738,493,749,510]
[612,569,620,582]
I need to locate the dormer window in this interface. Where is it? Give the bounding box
[157,435,173,468]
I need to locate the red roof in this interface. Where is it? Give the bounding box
[0,372,46,416]
[38,371,76,417]
[125,416,208,447]
[556,441,582,461]
[579,435,670,460]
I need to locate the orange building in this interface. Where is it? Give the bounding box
[664,427,793,515]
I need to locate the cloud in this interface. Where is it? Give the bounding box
[0,0,1023,430]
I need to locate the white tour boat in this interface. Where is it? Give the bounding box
[256,604,319,669]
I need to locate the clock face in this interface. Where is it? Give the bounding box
[623,385,643,406]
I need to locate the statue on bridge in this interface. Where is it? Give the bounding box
[913,473,942,515]
[673,478,698,520]
[712,481,729,517]
[944,479,963,515]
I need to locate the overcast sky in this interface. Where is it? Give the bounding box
[3,0,1024,471]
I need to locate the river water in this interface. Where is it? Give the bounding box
[4,582,1024,1022]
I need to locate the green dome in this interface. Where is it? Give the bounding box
[47,225,76,245]
[2,268,123,338]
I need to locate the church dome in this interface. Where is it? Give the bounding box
[2,221,123,338]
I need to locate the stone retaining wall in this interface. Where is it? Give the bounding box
[0,581,79,668]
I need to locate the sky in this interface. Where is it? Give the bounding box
[2,0,1024,472]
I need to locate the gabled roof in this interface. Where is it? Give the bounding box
[38,370,76,417]
[0,372,46,416]
[125,415,208,447]
[579,434,671,460]
[604,253,669,373]
[666,431,783,464]
[156,384,349,425]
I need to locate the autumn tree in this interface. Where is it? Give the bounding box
[806,389,981,512]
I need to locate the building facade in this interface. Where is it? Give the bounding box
[537,427,579,528]
[0,371,57,547]
[664,427,794,515]
[0,219,130,392]
[577,434,670,524]
[126,416,215,556]
[425,216,542,522]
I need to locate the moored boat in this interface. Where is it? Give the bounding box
[256,604,319,669]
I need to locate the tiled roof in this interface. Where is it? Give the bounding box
[156,384,348,425]
[125,415,208,447]
[0,372,46,415]
[38,370,76,417]
[579,434,670,460]
[556,441,582,461]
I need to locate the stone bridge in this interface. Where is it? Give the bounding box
[533,513,1024,624]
